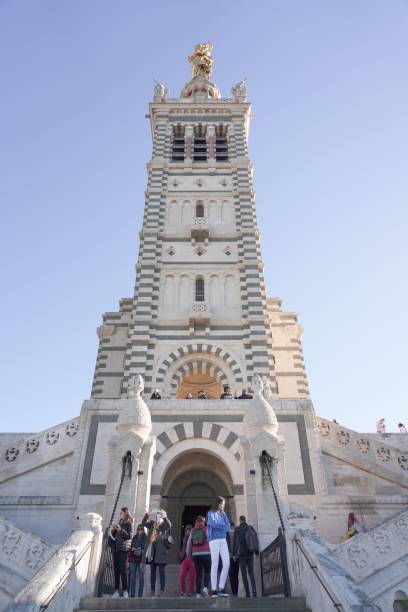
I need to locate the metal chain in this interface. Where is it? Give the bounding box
[108,451,132,528]
[261,450,285,532]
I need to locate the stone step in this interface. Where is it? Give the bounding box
[78,596,309,611]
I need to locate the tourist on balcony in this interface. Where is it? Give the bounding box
[186,515,211,597]
[150,389,162,400]
[207,496,231,597]
[198,389,207,399]
[110,507,133,598]
[238,389,253,399]
[129,523,148,598]
[220,385,233,399]
[186,392,193,399]
[143,508,172,597]
[398,422,407,433]
[179,524,195,597]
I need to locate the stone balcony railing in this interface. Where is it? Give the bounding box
[191,218,209,244]
[189,301,210,334]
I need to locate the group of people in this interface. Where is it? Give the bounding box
[376,418,407,433]
[109,507,172,599]
[108,496,259,599]
[149,385,254,401]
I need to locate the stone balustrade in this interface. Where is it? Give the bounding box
[331,508,408,583]
[286,513,380,611]
[316,417,408,477]
[0,517,56,607]
[4,513,102,612]
[0,417,80,471]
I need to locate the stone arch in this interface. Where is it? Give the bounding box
[152,433,242,487]
[172,359,227,397]
[152,445,240,562]
[155,343,244,389]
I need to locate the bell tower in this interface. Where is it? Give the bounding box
[91,44,309,400]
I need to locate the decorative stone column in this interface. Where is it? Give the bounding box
[207,125,215,165]
[103,375,152,526]
[242,374,287,549]
[185,125,193,163]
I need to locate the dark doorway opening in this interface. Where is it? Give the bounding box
[180,504,211,552]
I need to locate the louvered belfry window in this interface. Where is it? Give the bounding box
[215,124,228,161]
[172,124,185,162]
[193,124,207,162]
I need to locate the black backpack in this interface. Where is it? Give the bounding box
[244,525,259,553]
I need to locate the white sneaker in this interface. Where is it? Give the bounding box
[196,593,202,598]
[112,590,120,598]
[202,587,209,597]
[123,590,129,598]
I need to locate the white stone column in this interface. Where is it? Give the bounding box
[102,375,152,526]
[242,375,287,549]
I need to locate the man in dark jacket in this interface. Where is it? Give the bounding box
[232,515,257,597]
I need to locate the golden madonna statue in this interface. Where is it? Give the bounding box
[188,42,213,78]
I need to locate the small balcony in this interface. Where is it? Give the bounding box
[189,301,210,335]
[191,217,209,244]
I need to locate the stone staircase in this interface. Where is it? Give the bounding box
[77,596,310,611]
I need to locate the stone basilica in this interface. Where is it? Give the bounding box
[1,45,408,612]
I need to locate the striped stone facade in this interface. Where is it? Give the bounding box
[90,75,310,400]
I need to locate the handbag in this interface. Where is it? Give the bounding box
[164,533,174,549]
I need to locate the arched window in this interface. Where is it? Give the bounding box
[195,277,205,302]
[196,201,204,218]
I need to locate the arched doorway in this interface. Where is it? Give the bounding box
[158,450,236,562]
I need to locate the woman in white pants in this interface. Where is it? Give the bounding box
[207,496,231,597]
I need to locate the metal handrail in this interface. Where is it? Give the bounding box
[294,536,344,611]
[39,537,95,609]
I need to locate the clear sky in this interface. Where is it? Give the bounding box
[1,0,407,434]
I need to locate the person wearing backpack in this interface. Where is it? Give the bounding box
[186,515,211,597]
[179,524,195,597]
[232,515,258,598]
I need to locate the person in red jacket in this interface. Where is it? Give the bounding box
[179,525,195,597]
[187,515,211,597]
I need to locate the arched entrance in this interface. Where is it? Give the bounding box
[159,450,236,562]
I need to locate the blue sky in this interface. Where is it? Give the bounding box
[1,0,407,434]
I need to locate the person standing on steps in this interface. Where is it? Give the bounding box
[233,515,258,598]
[207,496,231,597]
[186,515,211,598]
[142,508,172,597]
[128,523,148,598]
[109,507,133,598]
[179,524,195,597]
[227,525,239,596]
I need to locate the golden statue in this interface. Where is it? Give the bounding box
[188,42,213,78]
